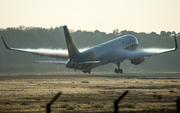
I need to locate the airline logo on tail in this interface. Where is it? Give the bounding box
[63,26,80,60]
[66,41,78,56]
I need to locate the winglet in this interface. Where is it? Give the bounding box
[63,25,80,60]
[1,36,12,50]
[174,36,178,51]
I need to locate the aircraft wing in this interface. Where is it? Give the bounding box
[1,36,69,59]
[126,36,178,60]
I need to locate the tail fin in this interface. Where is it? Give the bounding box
[63,25,80,60]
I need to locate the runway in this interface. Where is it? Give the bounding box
[0,72,180,79]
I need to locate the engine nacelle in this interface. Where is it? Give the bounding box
[131,57,145,65]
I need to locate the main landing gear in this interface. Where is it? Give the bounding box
[114,61,123,74]
[83,70,91,74]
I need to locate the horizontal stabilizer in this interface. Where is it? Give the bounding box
[76,61,100,64]
[34,61,67,64]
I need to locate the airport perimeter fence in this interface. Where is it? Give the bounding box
[46,91,180,113]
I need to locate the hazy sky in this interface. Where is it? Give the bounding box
[0,0,180,34]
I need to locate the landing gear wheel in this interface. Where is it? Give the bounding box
[114,68,123,74]
[114,69,117,73]
[88,70,91,74]
[120,69,123,74]
[83,70,91,74]
[114,61,123,74]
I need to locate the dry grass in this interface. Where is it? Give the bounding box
[0,73,180,113]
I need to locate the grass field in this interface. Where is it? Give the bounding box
[0,73,180,113]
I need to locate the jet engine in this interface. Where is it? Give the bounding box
[131,57,145,65]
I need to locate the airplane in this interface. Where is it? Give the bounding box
[1,25,178,74]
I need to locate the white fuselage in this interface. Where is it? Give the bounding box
[66,35,138,71]
[90,35,138,68]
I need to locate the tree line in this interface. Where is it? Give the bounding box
[0,26,179,73]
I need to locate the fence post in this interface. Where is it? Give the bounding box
[46,92,62,113]
[114,91,129,113]
[177,98,180,113]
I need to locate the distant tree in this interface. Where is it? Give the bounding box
[120,30,127,35]
[113,29,120,37]
[94,30,100,33]
[166,31,172,37]
[150,32,157,35]
[76,30,82,33]
[160,31,167,37]
[17,25,26,30]
[177,33,180,37]
[172,31,176,35]
[0,26,180,73]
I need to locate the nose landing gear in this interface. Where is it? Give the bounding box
[114,61,123,74]
[83,70,91,74]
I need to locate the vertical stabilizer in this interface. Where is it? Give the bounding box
[63,25,80,60]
